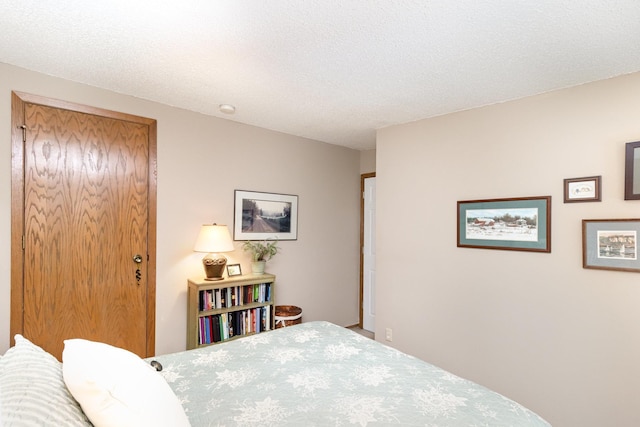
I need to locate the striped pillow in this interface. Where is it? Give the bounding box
[0,335,91,426]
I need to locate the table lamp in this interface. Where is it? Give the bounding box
[193,223,235,281]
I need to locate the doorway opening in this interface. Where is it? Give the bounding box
[360,172,376,334]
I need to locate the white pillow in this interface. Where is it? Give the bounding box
[62,339,190,427]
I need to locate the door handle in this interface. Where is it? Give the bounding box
[133,254,143,285]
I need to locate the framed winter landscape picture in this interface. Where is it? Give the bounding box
[457,196,551,253]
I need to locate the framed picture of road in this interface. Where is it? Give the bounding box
[234,190,298,240]
[457,196,551,253]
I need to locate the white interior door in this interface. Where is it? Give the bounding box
[362,176,376,332]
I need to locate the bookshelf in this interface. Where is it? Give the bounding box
[186,274,275,350]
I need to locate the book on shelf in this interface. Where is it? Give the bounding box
[212,315,221,342]
[215,289,221,309]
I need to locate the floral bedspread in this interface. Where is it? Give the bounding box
[152,321,550,426]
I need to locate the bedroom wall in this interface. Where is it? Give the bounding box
[0,62,362,356]
[376,72,640,427]
[359,149,376,174]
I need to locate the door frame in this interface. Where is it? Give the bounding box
[359,172,375,328]
[10,91,158,356]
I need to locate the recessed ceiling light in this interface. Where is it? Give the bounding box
[219,104,236,114]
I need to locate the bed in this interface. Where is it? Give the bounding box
[0,321,550,426]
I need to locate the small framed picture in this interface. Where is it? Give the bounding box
[226,264,242,277]
[583,219,640,272]
[564,176,601,203]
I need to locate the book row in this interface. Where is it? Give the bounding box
[198,283,272,312]
[198,306,273,345]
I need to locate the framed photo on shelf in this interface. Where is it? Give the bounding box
[582,219,640,272]
[226,263,242,277]
[457,196,551,252]
[234,190,298,240]
[563,176,601,203]
[624,141,640,200]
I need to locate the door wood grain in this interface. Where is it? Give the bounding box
[11,92,157,360]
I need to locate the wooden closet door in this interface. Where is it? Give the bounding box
[11,92,157,360]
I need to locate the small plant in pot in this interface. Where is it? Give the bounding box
[242,239,280,274]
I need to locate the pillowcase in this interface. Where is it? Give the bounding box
[62,338,190,427]
[0,334,91,426]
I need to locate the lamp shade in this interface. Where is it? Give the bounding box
[193,224,234,253]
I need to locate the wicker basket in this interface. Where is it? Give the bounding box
[274,305,302,328]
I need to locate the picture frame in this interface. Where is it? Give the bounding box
[563,176,601,203]
[457,196,551,252]
[582,219,640,272]
[226,263,242,277]
[234,190,298,240]
[624,141,640,200]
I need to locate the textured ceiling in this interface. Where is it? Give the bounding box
[1,1,640,150]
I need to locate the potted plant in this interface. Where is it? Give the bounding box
[242,239,280,274]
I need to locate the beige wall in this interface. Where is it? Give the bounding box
[0,62,362,355]
[376,72,640,427]
[359,148,376,174]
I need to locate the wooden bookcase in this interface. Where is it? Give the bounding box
[186,273,275,350]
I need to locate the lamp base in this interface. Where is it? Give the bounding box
[202,253,227,281]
